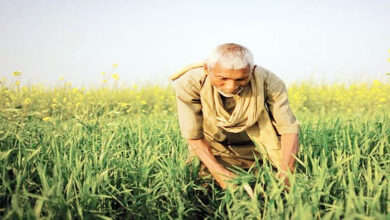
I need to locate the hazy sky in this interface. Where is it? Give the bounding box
[1,0,389,87]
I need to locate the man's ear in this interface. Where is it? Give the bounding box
[251,65,257,76]
[203,63,209,75]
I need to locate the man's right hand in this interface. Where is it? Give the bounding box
[187,139,236,189]
[213,167,236,189]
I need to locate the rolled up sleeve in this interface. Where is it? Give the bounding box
[174,72,204,139]
[264,71,300,135]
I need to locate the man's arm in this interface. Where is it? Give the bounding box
[263,69,300,184]
[278,133,299,186]
[281,134,299,172]
[187,139,236,189]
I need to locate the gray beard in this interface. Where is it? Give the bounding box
[217,87,243,97]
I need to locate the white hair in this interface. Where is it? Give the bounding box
[206,43,254,70]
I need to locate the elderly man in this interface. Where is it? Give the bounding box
[171,43,300,189]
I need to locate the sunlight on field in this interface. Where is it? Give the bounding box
[0,72,389,219]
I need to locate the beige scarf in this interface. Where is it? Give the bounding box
[200,66,282,168]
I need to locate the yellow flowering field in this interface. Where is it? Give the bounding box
[288,79,390,115]
[1,73,389,121]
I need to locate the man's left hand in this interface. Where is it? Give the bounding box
[276,171,290,189]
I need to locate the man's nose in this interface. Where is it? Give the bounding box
[225,80,237,91]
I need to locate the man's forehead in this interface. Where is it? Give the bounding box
[213,62,250,70]
[211,63,251,76]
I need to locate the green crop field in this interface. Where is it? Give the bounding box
[0,76,389,219]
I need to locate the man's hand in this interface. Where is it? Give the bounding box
[276,171,290,188]
[213,168,236,190]
[278,133,299,188]
[187,139,236,189]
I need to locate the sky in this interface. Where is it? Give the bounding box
[1,0,389,87]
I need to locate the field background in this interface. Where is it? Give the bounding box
[0,75,389,219]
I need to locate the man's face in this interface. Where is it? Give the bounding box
[206,62,252,97]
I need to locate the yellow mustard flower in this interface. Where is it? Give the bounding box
[120,102,128,107]
[112,73,119,80]
[101,72,106,76]
[113,64,118,68]
[43,117,52,122]
[59,77,64,81]
[13,71,21,76]
[24,98,31,105]
[102,79,108,83]
[15,80,20,86]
